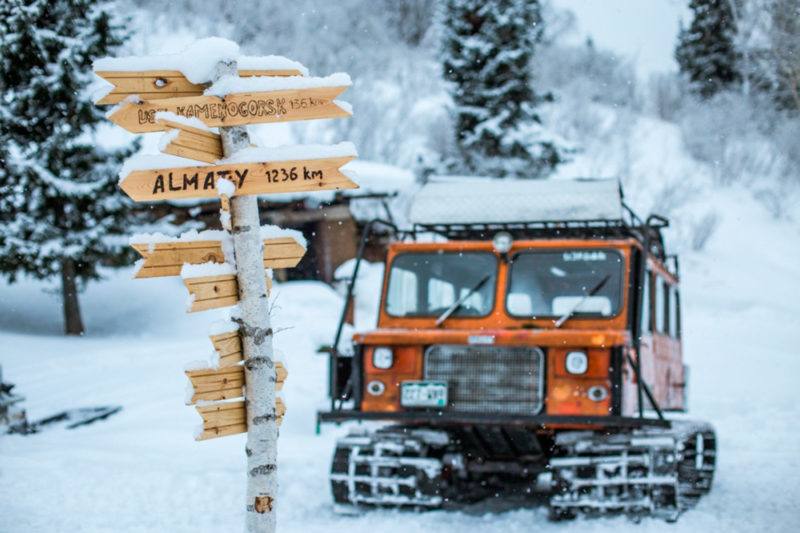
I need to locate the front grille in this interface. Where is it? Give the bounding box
[423,345,545,414]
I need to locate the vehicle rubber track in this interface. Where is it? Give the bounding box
[330,427,448,509]
[548,420,716,521]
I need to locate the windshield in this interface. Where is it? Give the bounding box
[506,249,624,319]
[385,252,497,318]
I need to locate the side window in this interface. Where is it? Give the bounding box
[386,267,417,316]
[654,276,666,334]
[428,278,455,310]
[641,269,651,332]
[670,287,681,338]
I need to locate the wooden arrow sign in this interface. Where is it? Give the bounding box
[95,69,305,105]
[159,119,223,163]
[185,362,286,404]
[132,237,306,278]
[184,273,272,312]
[196,398,286,441]
[108,86,350,134]
[210,330,243,368]
[120,156,356,202]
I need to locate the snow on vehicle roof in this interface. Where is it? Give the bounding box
[408,177,623,225]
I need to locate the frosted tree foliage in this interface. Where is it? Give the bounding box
[675,0,742,98]
[0,0,135,334]
[440,0,565,178]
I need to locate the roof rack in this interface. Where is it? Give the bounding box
[411,205,668,261]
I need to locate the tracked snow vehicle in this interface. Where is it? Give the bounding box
[317,178,715,520]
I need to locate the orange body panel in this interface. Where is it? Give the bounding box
[354,237,685,421]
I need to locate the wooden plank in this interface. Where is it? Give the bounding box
[210,331,242,367]
[184,273,272,312]
[107,86,350,133]
[132,237,305,279]
[95,69,304,105]
[119,156,356,202]
[196,422,248,441]
[159,119,224,164]
[184,274,239,312]
[195,397,285,441]
[185,362,286,404]
[197,400,247,426]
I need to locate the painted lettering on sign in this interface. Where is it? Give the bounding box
[108,86,350,134]
[134,97,332,127]
[151,169,248,195]
[263,166,324,184]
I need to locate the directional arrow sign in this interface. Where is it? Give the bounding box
[120,156,356,202]
[132,238,306,278]
[159,119,223,163]
[210,330,243,368]
[185,362,287,404]
[184,273,272,313]
[95,69,305,105]
[196,398,285,441]
[108,86,350,134]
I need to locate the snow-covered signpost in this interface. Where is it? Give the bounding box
[94,38,356,533]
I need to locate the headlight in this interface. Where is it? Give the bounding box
[565,351,588,374]
[373,347,394,369]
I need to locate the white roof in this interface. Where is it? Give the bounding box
[408,177,623,225]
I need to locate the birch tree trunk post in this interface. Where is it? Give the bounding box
[213,59,278,533]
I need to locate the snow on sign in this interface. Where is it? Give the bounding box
[94,68,305,105]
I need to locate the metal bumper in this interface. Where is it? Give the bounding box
[317,410,670,429]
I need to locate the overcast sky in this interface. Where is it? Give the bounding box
[552,0,691,78]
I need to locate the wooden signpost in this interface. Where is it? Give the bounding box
[97,42,357,532]
[108,86,350,133]
[159,119,224,163]
[185,363,286,404]
[131,237,306,278]
[183,272,272,313]
[196,398,286,441]
[119,155,357,202]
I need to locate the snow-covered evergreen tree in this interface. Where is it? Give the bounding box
[440,0,565,178]
[675,0,741,98]
[0,0,135,335]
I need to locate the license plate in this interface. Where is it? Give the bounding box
[401,381,448,408]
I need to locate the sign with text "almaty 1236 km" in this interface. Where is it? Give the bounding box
[119,156,357,202]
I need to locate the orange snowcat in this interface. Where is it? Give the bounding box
[317,178,715,520]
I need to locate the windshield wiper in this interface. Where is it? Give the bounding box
[435,273,492,327]
[554,274,611,328]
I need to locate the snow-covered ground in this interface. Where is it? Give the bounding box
[1,181,799,532]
